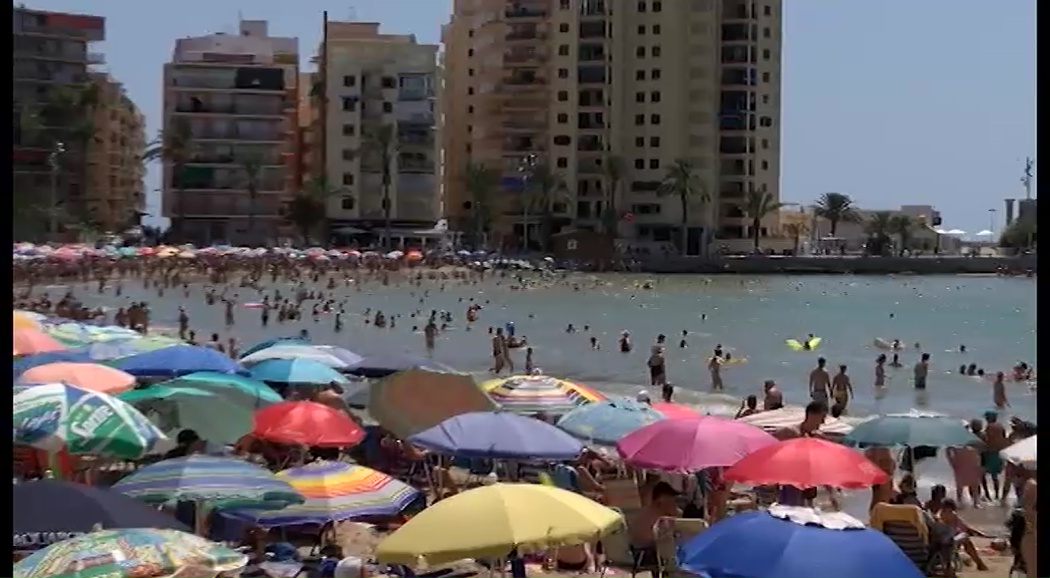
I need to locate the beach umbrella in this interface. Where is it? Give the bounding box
[739,406,855,436]
[112,455,305,510]
[221,461,421,527]
[345,352,453,379]
[248,357,351,386]
[240,336,310,358]
[74,336,180,361]
[556,397,665,445]
[480,374,606,416]
[724,437,890,489]
[14,327,67,356]
[1001,434,1037,470]
[677,507,923,577]
[409,411,583,460]
[14,311,42,331]
[14,383,171,460]
[651,401,703,420]
[844,413,978,448]
[13,528,247,578]
[240,344,356,369]
[111,344,245,378]
[13,350,95,379]
[375,483,624,566]
[118,386,261,445]
[313,345,365,366]
[13,480,190,550]
[20,363,136,394]
[368,369,498,439]
[617,417,777,473]
[158,371,282,406]
[252,401,365,447]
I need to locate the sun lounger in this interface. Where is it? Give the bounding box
[870,503,960,577]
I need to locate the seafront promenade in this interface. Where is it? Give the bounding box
[636,255,1037,275]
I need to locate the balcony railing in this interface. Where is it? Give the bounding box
[505,8,547,18]
[87,52,105,65]
[398,133,435,146]
[506,31,544,41]
[399,159,435,173]
[502,120,544,131]
[505,51,544,64]
[192,129,284,142]
[174,104,285,116]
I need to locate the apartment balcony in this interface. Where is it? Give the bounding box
[398,132,435,147]
[577,137,604,153]
[87,52,105,65]
[15,17,105,42]
[504,50,545,65]
[502,96,547,111]
[398,158,435,174]
[394,100,435,124]
[506,30,545,42]
[718,113,756,132]
[720,68,758,88]
[719,182,747,200]
[505,7,547,19]
[186,153,283,166]
[501,119,545,133]
[577,160,603,174]
[723,1,758,21]
[173,103,285,118]
[721,23,757,43]
[179,194,284,218]
[191,129,285,142]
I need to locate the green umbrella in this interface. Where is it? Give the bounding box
[13,528,247,578]
[158,371,282,406]
[118,386,258,445]
[14,383,171,460]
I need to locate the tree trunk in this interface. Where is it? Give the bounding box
[680,195,689,255]
[752,218,761,251]
[247,191,256,246]
[792,233,800,254]
[830,220,838,237]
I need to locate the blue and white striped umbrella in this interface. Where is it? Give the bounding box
[556,397,666,445]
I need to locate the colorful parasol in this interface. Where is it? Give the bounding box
[14,383,171,460]
[13,528,247,578]
[223,461,421,527]
[20,362,136,394]
[480,374,606,415]
[14,327,67,356]
[13,311,43,332]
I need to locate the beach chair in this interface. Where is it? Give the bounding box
[653,517,708,577]
[605,476,643,511]
[870,504,959,577]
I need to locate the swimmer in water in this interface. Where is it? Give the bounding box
[801,333,816,351]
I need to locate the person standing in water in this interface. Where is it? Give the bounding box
[423,318,438,352]
[913,352,930,390]
[992,371,1009,409]
[708,350,724,391]
[491,327,507,374]
[808,358,831,404]
[830,365,853,414]
[874,354,887,388]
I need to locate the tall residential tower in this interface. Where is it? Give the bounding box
[441,0,782,253]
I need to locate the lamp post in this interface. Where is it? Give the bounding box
[517,153,538,252]
[47,141,66,238]
[988,208,997,235]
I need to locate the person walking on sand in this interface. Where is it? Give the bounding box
[808,358,830,404]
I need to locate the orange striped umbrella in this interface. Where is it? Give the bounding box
[13,311,42,331]
[14,327,67,356]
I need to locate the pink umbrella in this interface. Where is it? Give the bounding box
[21,362,137,394]
[616,416,777,472]
[13,327,67,356]
[651,402,703,420]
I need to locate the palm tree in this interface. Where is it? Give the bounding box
[658,159,710,255]
[462,162,500,249]
[784,222,809,254]
[601,155,626,237]
[286,174,340,244]
[524,162,569,253]
[889,214,915,256]
[240,155,263,245]
[865,211,895,256]
[744,189,785,251]
[362,123,397,248]
[142,117,195,241]
[813,192,860,237]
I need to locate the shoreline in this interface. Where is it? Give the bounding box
[634,255,1037,275]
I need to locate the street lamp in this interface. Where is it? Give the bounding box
[517,153,539,252]
[48,141,66,238]
[988,208,997,235]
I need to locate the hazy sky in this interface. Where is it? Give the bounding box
[27,0,1035,232]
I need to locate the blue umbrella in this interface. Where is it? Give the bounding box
[240,337,310,358]
[249,358,351,386]
[844,414,978,448]
[678,509,923,577]
[14,480,190,548]
[12,350,93,379]
[408,411,583,461]
[112,345,246,378]
[76,339,153,361]
[556,397,666,445]
[346,353,453,379]
[313,345,364,367]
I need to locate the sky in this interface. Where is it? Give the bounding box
[25,0,1036,233]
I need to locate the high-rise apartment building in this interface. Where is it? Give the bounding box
[317,21,440,235]
[85,73,147,231]
[13,6,106,237]
[441,0,782,253]
[161,19,300,244]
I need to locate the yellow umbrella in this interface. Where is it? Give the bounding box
[368,368,498,439]
[374,483,624,566]
[13,311,42,331]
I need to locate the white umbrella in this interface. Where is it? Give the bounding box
[1001,435,1037,470]
[975,229,994,237]
[945,229,966,235]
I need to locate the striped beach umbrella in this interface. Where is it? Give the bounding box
[480,374,606,416]
[223,461,420,527]
[112,455,305,510]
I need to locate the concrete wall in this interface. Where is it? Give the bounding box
[636,255,1038,275]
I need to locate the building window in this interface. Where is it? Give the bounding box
[652,46,661,58]
[650,113,661,125]
[342,149,355,161]
[342,75,356,87]
[558,90,569,101]
[764,5,772,15]
[382,102,392,113]
[653,1,662,11]
[558,68,569,78]
[760,116,773,127]
[761,160,769,170]
[341,97,357,111]
[635,137,645,147]
[653,24,661,34]
[762,72,770,83]
[635,91,645,103]
[638,25,646,34]
[468,48,474,57]
[341,196,355,210]
[761,138,769,149]
[650,136,661,147]
[342,173,355,186]
[559,23,569,32]
[557,157,568,168]
[634,158,645,169]
[649,159,659,169]
[637,1,647,12]
[636,46,646,58]
[342,124,356,136]
[554,135,572,146]
[763,49,771,60]
[650,90,661,102]
[651,68,661,79]
[561,0,570,8]
[763,27,771,38]
[634,114,645,125]
[636,70,646,80]
[762,94,770,104]
[468,105,474,114]
[468,68,474,76]
[558,113,569,123]
[468,87,474,95]
[559,44,569,56]
[381,76,396,88]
